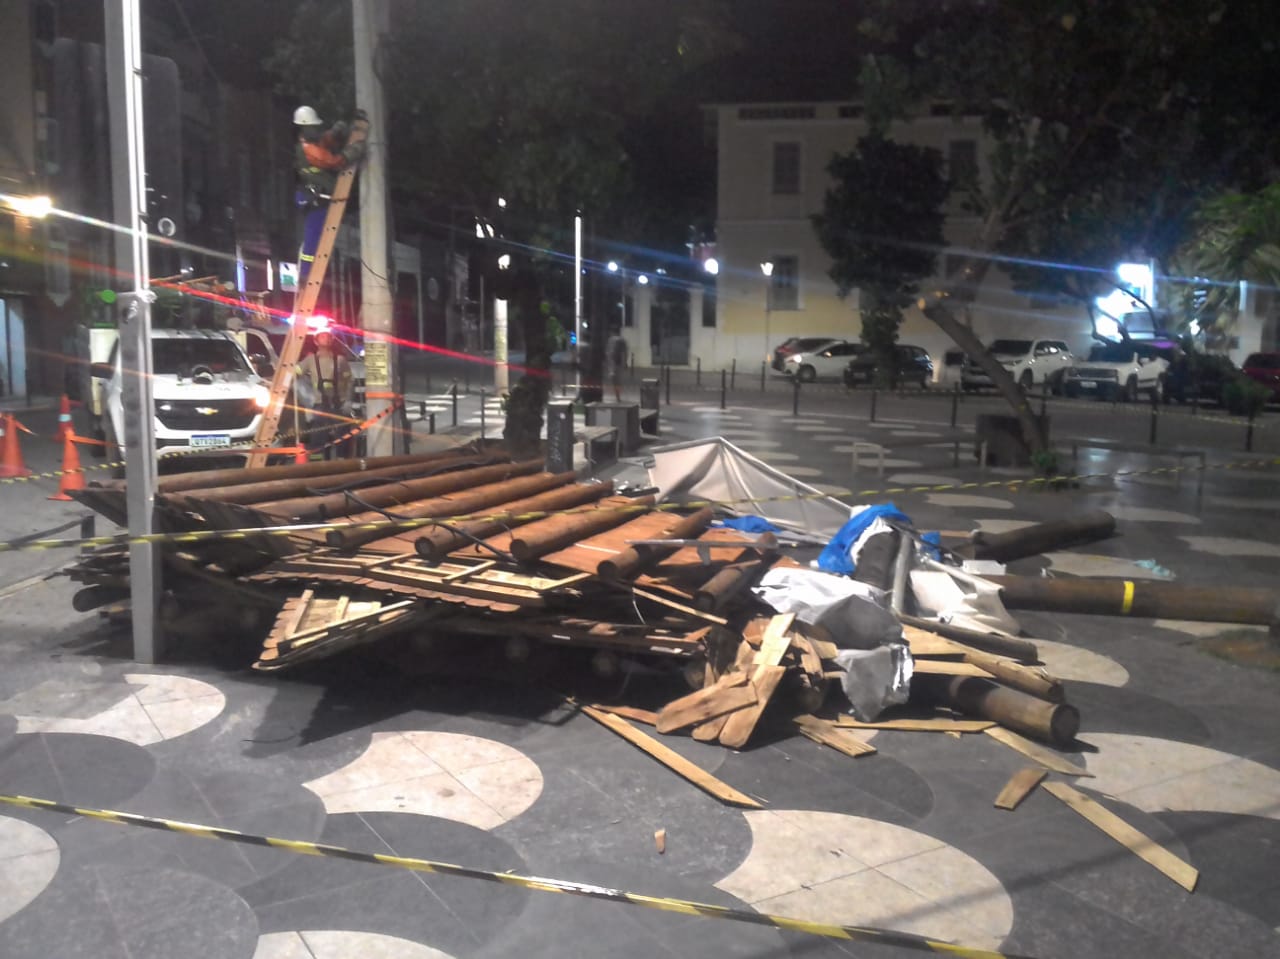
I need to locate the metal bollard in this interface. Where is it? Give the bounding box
[792,376,801,416]
[730,358,736,391]
[665,365,671,405]
[1040,384,1048,418]
[451,382,459,427]
[419,400,427,421]
[720,368,727,410]
[870,386,878,423]
[1246,407,1256,452]
[760,361,766,393]
[1149,389,1158,445]
[480,389,487,439]
[464,366,471,394]
[951,383,960,428]
[428,411,436,434]
[696,357,702,387]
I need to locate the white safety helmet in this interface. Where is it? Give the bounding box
[293,105,323,126]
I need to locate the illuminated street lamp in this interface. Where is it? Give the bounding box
[760,261,774,362]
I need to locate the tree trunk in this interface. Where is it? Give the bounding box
[502,275,552,459]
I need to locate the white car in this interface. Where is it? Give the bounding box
[783,340,864,382]
[961,338,1075,393]
[93,329,271,462]
[1064,340,1170,402]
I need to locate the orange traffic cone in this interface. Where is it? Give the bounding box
[0,412,32,478]
[54,394,74,440]
[49,431,86,501]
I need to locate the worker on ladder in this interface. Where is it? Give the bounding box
[293,105,367,287]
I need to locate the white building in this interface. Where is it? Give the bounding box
[690,101,1096,372]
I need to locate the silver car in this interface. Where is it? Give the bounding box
[783,340,864,382]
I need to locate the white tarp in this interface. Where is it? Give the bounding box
[646,436,853,537]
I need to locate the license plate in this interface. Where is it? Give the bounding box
[190,433,231,449]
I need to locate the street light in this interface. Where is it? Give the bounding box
[760,261,774,363]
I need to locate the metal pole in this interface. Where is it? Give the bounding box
[451,381,458,426]
[573,212,582,394]
[950,383,959,428]
[696,357,701,387]
[870,386,878,423]
[730,358,736,391]
[107,0,159,663]
[1040,384,1048,418]
[792,376,800,417]
[1148,390,1158,445]
[480,389,486,439]
[664,364,671,405]
[1245,407,1255,452]
[353,0,396,457]
[720,369,726,410]
[760,361,766,393]
[493,296,508,393]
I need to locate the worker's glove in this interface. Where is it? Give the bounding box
[342,141,367,166]
[331,120,350,141]
[352,108,369,123]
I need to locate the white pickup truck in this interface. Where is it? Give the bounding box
[1063,340,1171,402]
[91,329,273,463]
[961,338,1075,393]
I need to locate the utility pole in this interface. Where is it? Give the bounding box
[353,0,396,455]
[106,0,160,662]
[574,212,583,395]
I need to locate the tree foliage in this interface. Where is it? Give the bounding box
[268,0,735,452]
[854,0,1280,450]
[812,135,947,382]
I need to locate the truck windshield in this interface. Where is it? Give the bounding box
[152,339,251,375]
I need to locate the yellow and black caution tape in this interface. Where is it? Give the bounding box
[1,455,1277,555]
[0,793,1032,958]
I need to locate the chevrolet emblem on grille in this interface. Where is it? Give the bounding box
[195,406,218,416]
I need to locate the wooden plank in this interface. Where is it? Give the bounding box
[984,726,1093,777]
[1043,781,1199,892]
[994,767,1048,810]
[691,713,733,742]
[792,715,877,757]
[656,673,755,734]
[578,704,763,808]
[718,665,788,749]
[630,586,729,626]
[590,704,659,726]
[833,715,996,733]
[902,625,964,658]
[755,613,796,667]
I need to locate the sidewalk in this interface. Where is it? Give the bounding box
[0,390,1278,959]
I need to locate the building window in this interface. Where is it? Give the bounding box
[948,140,978,192]
[772,142,801,195]
[770,256,799,311]
[701,288,716,328]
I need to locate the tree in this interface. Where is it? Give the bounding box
[1170,182,1280,346]
[856,0,1280,452]
[268,0,735,454]
[812,134,948,385]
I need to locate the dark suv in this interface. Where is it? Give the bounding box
[843,344,933,388]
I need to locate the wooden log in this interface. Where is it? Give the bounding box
[956,511,1117,562]
[72,585,131,612]
[154,449,475,494]
[168,452,500,504]
[957,647,1064,703]
[578,704,763,808]
[1043,782,1199,891]
[898,613,1039,662]
[694,559,765,612]
[833,714,995,733]
[507,495,657,563]
[323,472,575,549]
[414,482,614,561]
[993,767,1047,810]
[597,507,716,580]
[254,459,545,522]
[987,574,1280,626]
[912,674,1080,746]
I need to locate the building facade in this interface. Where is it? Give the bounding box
[693,101,1096,373]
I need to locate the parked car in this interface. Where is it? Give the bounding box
[1163,350,1238,406]
[92,329,271,462]
[961,338,1075,393]
[771,336,841,372]
[1063,339,1171,401]
[842,344,933,389]
[782,340,863,382]
[1242,352,1280,402]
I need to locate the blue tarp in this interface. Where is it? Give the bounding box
[716,515,784,534]
[816,503,911,575]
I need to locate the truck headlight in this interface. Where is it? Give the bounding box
[252,385,270,409]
